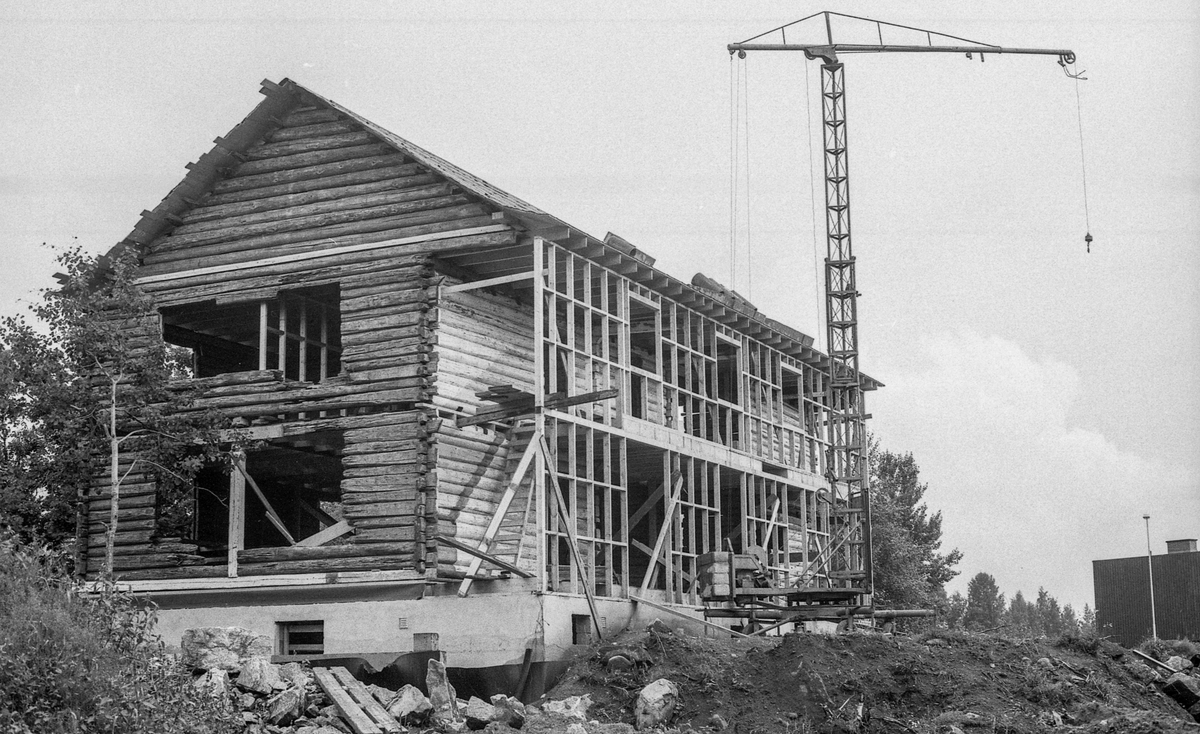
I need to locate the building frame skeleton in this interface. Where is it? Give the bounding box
[81,78,877,696]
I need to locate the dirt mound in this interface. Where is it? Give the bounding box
[546,627,1198,733]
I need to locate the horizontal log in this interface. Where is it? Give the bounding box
[112,565,230,581]
[201,161,417,208]
[343,501,413,518]
[180,171,439,230]
[236,542,410,563]
[154,189,465,253]
[232,142,394,178]
[340,286,430,314]
[281,108,342,127]
[267,119,361,143]
[244,131,377,161]
[342,489,419,506]
[144,202,490,273]
[344,437,425,454]
[342,450,426,469]
[209,152,408,197]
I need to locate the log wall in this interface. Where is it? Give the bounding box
[428,287,536,575]
[84,100,520,581]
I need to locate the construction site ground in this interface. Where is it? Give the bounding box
[539,625,1198,733]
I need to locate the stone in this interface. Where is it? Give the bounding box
[239,692,258,710]
[1168,655,1193,671]
[634,679,679,730]
[1188,700,1200,723]
[607,655,634,673]
[490,694,526,728]
[565,724,588,734]
[181,627,272,671]
[237,658,285,695]
[367,683,395,707]
[279,662,310,689]
[266,688,306,726]
[311,728,344,734]
[463,697,498,730]
[427,658,462,722]
[1164,673,1200,708]
[647,619,673,635]
[709,713,729,730]
[387,684,433,722]
[543,694,593,720]
[193,669,231,698]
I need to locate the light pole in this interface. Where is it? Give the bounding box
[1143,514,1157,640]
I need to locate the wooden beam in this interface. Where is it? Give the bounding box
[629,594,751,639]
[456,388,619,428]
[295,519,353,548]
[435,534,532,579]
[329,667,403,733]
[631,538,693,582]
[227,455,246,577]
[137,224,509,284]
[442,271,535,294]
[457,438,540,596]
[234,462,296,546]
[539,436,603,640]
[638,473,685,594]
[312,668,382,734]
[628,471,680,529]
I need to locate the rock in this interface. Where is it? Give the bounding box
[279,662,310,688]
[646,619,673,635]
[266,688,306,726]
[543,694,593,720]
[1164,672,1200,708]
[181,627,273,671]
[427,658,462,722]
[367,683,395,707]
[237,657,285,695]
[490,694,526,728]
[634,678,679,730]
[463,696,498,730]
[386,684,433,722]
[311,728,345,734]
[1168,655,1193,671]
[709,713,729,730]
[239,692,258,710]
[193,669,231,698]
[926,638,947,647]
[606,655,634,673]
[565,724,588,734]
[1188,700,1200,723]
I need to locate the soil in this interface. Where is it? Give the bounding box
[542,626,1200,733]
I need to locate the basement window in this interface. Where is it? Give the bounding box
[278,621,324,656]
[161,284,341,382]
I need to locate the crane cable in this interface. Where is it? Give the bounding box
[804,62,823,352]
[1072,67,1093,253]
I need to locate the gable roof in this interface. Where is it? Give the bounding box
[113,77,880,388]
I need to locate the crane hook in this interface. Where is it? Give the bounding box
[1084,232,1092,253]
[1059,55,1087,80]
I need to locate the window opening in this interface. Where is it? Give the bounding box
[278,621,324,656]
[782,367,802,429]
[571,614,593,645]
[161,284,341,382]
[628,298,658,373]
[715,338,740,404]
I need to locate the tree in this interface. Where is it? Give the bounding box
[1006,590,1037,635]
[945,591,968,629]
[1061,603,1080,635]
[0,244,226,574]
[964,572,1005,630]
[868,440,962,610]
[1080,604,1097,636]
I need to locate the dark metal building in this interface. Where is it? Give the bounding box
[1092,539,1200,647]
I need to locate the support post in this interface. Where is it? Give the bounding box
[227,451,246,577]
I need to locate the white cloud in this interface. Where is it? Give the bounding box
[870,330,1196,611]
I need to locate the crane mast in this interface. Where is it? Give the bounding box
[729,12,1076,611]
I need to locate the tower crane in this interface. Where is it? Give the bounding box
[728,12,1080,613]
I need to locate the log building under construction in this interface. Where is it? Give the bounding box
[82,78,877,696]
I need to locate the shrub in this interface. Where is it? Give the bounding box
[1136,637,1199,663]
[0,537,238,733]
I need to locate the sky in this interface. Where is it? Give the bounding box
[2,1,1197,612]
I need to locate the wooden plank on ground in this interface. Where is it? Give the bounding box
[330,666,403,733]
[629,594,752,640]
[311,667,381,734]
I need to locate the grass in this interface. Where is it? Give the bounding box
[0,537,238,733]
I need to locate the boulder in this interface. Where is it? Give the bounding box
[181,627,272,671]
[1168,655,1194,671]
[490,694,526,728]
[427,658,462,722]
[463,697,498,730]
[634,678,679,730]
[646,619,673,635]
[387,684,433,722]
[607,655,634,673]
[193,669,231,698]
[278,662,310,689]
[266,687,306,725]
[565,724,588,734]
[237,658,285,695]
[543,694,592,720]
[1164,672,1200,708]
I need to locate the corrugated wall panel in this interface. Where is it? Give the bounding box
[1093,552,1200,647]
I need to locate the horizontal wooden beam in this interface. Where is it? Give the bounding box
[442,271,534,294]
